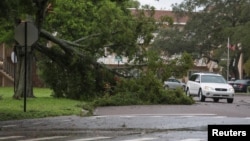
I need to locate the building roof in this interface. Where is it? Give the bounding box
[154,10,189,25]
[130,9,189,25]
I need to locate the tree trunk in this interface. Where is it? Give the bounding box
[13,45,34,99]
[231,52,241,80]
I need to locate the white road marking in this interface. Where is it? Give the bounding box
[0,136,23,140]
[212,116,227,118]
[179,139,205,141]
[180,116,195,118]
[120,116,135,118]
[95,113,217,118]
[68,136,111,141]
[150,116,163,118]
[2,124,17,128]
[121,138,157,141]
[18,136,66,141]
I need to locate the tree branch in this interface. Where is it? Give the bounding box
[39,29,142,78]
[40,29,74,55]
[73,33,102,43]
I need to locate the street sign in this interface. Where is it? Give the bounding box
[14,21,38,112]
[115,55,122,62]
[11,51,17,63]
[14,22,38,46]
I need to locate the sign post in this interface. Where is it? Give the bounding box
[115,56,122,67]
[14,22,38,112]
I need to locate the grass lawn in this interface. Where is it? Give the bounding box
[0,87,87,121]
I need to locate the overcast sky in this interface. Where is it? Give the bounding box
[137,0,183,10]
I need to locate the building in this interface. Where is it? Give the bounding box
[0,43,43,87]
[0,43,14,86]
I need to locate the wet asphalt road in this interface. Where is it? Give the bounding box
[0,94,250,141]
[94,94,250,117]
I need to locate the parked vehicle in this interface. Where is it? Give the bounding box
[227,81,235,86]
[232,79,250,93]
[227,78,235,86]
[185,72,234,103]
[164,76,185,90]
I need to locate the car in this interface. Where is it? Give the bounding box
[227,78,235,86]
[227,80,235,86]
[232,79,250,93]
[164,76,186,90]
[185,72,234,103]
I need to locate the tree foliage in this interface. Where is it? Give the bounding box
[153,0,250,79]
[93,73,195,106]
[0,0,195,101]
[0,0,160,99]
[145,50,193,81]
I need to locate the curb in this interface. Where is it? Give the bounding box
[235,93,250,96]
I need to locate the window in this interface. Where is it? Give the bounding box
[195,75,200,82]
[201,75,226,83]
[189,74,198,81]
